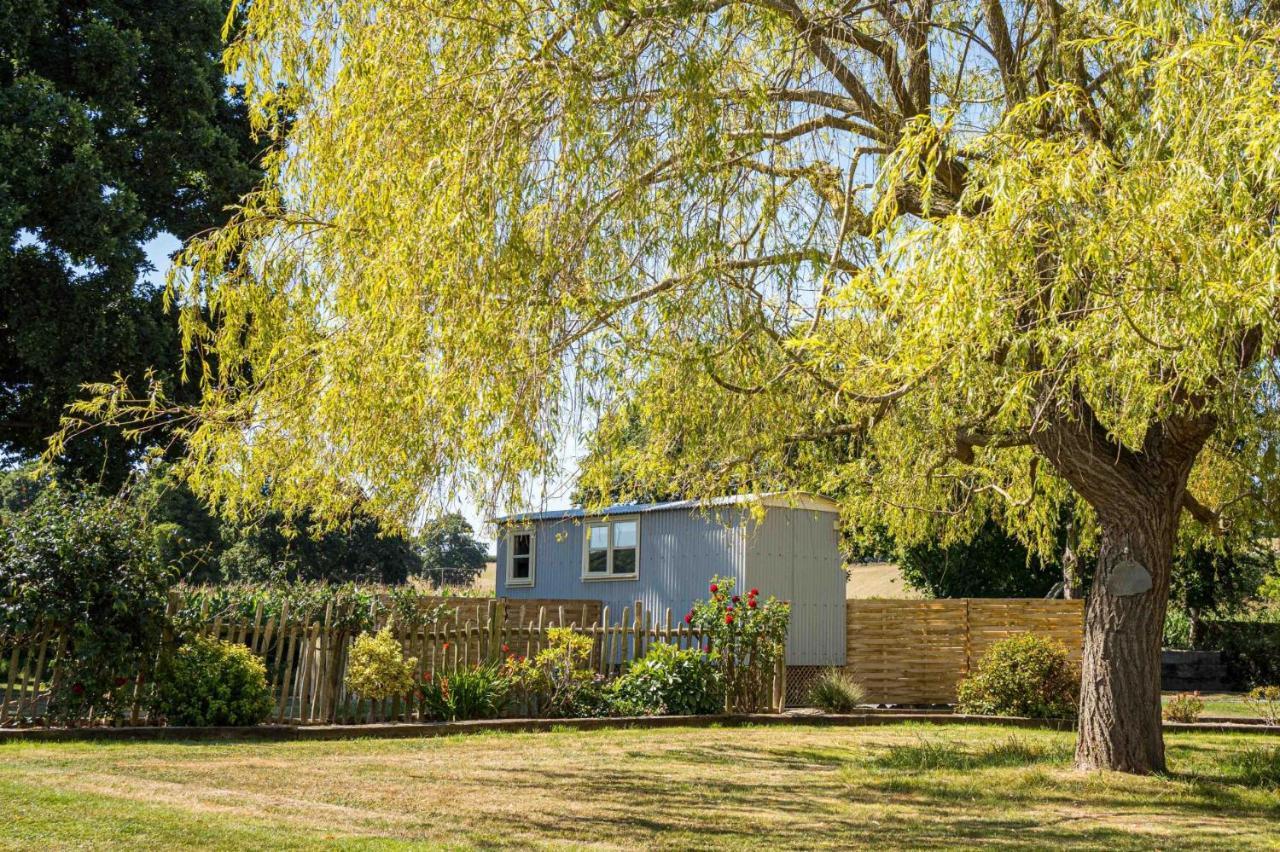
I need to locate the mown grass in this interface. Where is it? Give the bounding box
[1,724,1277,850]
[1162,691,1268,719]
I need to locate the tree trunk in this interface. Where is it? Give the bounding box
[1061,521,1081,600]
[1075,495,1180,774]
[1031,405,1212,774]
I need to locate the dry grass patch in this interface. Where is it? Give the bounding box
[1,724,1277,850]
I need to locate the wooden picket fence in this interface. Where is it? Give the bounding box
[844,598,1086,704]
[1,596,785,727]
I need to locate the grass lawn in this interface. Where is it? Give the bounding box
[1,724,1278,850]
[1161,692,1269,719]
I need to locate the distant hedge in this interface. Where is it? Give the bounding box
[1199,621,1280,689]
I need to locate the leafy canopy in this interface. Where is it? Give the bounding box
[2,0,261,485]
[68,0,1280,558]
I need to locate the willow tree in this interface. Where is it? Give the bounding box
[60,0,1280,773]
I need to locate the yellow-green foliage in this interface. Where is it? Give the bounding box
[503,627,601,717]
[151,637,274,727]
[345,627,417,702]
[51,1,1280,568]
[1246,686,1280,725]
[1164,692,1206,724]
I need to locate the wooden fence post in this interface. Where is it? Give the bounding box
[632,600,644,663]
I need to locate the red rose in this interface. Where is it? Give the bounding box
[71,682,85,696]
[749,588,759,597]
[684,612,692,624]
[502,644,509,653]
[725,614,734,625]
[732,595,740,604]
[709,583,718,593]
[442,642,450,650]
[748,599,757,609]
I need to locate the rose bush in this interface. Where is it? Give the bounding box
[688,576,789,712]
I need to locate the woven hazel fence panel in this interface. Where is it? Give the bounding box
[844,598,1085,705]
[2,597,785,727]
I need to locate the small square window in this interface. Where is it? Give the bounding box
[581,517,639,580]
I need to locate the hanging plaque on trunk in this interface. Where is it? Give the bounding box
[1105,558,1152,596]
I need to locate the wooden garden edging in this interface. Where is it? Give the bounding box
[4,711,1277,745]
[2,595,787,727]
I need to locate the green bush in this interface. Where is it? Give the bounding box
[1,484,176,722]
[1199,620,1280,689]
[151,637,274,726]
[955,634,1079,719]
[1245,686,1280,725]
[346,627,417,702]
[502,627,604,717]
[610,643,723,716]
[1163,691,1204,723]
[808,669,866,713]
[419,664,508,721]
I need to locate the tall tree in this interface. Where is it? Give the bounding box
[70,0,1280,773]
[417,513,490,588]
[0,0,260,485]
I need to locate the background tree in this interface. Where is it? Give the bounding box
[898,518,1067,599]
[0,0,261,486]
[416,513,490,588]
[72,0,1280,773]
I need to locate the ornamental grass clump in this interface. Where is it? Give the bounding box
[688,576,789,713]
[956,634,1079,720]
[808,669,866,713]
[150,636,274,727]
[419,664,508,721]
[345,626,417,711]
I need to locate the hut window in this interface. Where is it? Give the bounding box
[582,516,639,579]
[507,528,535,586]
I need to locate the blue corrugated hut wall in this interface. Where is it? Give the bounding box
[744,508,847,666]
[495,503,846,665]
[495,507,750,627]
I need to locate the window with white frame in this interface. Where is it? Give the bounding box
[582,517,638,579]
[506,527,535,586]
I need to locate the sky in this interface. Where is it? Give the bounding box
[143,236,578,550]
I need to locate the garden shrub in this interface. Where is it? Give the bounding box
[808,669,866,713]
[1199,620,1280,689]
[419,664,508,721]
[688,576,790,713]
[346,627,418,703]
[502,627,605,717]
[955,634,1079,719]
[1245,686,1280,725]
[610,643,723,715]
[0,485,176,722]
[1163,691,1205,723]
[151,636,274,726]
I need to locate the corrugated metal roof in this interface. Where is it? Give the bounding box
[491,491,839,524]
